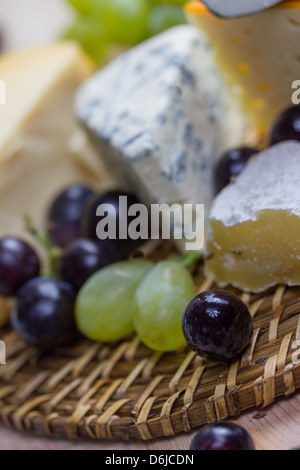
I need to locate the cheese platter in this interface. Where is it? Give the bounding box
[0,0,300,451]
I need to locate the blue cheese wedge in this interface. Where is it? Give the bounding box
[75,26,253,249]
[206,141,300,292]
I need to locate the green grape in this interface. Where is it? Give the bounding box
[63,17,108,63]
[67,0,96,17]
[146,0,162,7]
[133,261,195,352]
[153,0,187,5]
[148,4,187,36]
[75,259,154,343]
[169,0,188,5]
[94,0,150,45]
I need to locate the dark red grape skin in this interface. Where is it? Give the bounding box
[12,278,79,352]
[81,189,147,259]
[0,238,41,297]
[47,184,95,248]
[270,106,300,145]
[215,147,258,194]
[190,423,256,451]
[182,291,253,363]
[60,238,119,291]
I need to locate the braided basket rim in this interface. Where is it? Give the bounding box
[1,243,300,441]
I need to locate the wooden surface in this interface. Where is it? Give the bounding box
[0,0,299,451]
[0,393,300,450]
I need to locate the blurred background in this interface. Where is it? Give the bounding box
[0,0,72,52]
[0,0,188,61]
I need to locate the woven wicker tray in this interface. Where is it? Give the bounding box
[0,242,300,442]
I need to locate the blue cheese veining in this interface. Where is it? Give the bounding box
[75,26,253,249]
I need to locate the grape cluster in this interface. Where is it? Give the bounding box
[75,257,196,351]
[64,0,188,63]
[1,185,148,351]
[0,182,256,359]
[1,183,198,354]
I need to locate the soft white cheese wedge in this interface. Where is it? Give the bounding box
[0,42,112,242]
[75,26,253,250]
[206,141,300,292]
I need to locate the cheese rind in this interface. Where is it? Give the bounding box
[75,26,251,249]
[0,43,112,244]
[206,141,300,292]
[186,1,300,135]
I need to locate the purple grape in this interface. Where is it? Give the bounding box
[0,238,41,297]
[81,189,147,259]
[47,184,95,248]
[270,106,300,145]
[215,147,258,194]
[190,423,256,451]
[182,290,253,363]
[60,238,119,291]
[12,278,79,351]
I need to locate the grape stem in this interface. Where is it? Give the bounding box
[174,251,204,268]
[24,215,62,280]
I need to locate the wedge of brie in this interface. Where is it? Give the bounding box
[206,141,300,293]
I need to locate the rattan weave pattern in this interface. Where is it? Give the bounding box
[0,245,300,441]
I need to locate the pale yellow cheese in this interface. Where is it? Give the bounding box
[206,141,300,293]
[0,43,113,243]
[185,1,300,136]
